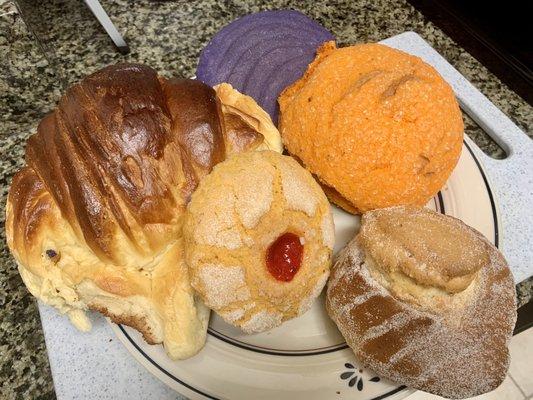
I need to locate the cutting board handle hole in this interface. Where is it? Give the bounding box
[462,111,508,159]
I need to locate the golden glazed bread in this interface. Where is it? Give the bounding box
[5,63,282,359]
[279,42,464,214]
[183,150,334,333]
[326,206,516,399]
[214,83,282,154]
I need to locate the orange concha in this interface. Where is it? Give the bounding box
[278,42,464,214]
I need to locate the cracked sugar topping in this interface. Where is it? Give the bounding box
[184,150,334,333]
[199,264,251,309]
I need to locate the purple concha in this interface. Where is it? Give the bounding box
[196,10,335,125]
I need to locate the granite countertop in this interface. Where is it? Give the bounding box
[1,0,531,398]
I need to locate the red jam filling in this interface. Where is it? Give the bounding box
[266,232,303,282]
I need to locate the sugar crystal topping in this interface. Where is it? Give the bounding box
[199,264,251,308]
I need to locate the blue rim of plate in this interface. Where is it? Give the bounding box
[117,139,499,399]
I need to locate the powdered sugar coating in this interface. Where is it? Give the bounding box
[360,206,489,295]
[240,310,283,334]
[234,162,275,229]
[279,158,318,216]
[192,190,242,250]
[219,302,256,325]
[321,212,335,249]
[184,150,334,333]
[326,207,517,399]
[220,309,244,323]
[199,264,250,308]
[298,271,329,315]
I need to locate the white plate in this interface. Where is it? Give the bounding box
[110,138,499,400]
[35,32,532,399]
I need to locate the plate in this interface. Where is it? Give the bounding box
[110,138,499,400]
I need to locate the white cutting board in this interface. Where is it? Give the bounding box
[38,32,533,400]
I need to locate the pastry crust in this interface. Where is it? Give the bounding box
[5,63,282,359]
[326,206,516,398]
[279,42,464,213]
[214,83,283,154]
[183,150,334,333]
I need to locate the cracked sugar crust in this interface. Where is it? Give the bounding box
[326,207,516,399]
[241,310,283,333]
[235,171,274,229]
[279,156,318,216]
[184,150,334,333]
[198,264,251,309]
[298,271,330,315]
[189,185,243,250]
[321,212,335,250]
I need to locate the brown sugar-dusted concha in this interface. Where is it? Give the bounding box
[279,42,464,214]
[183,150,335,333]
[5,63,282,360]
[326,206,516,399]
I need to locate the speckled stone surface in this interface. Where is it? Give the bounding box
[0,2,57,399]
[1,0,532,398]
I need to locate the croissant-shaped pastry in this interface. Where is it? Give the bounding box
[5,63,282,359]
